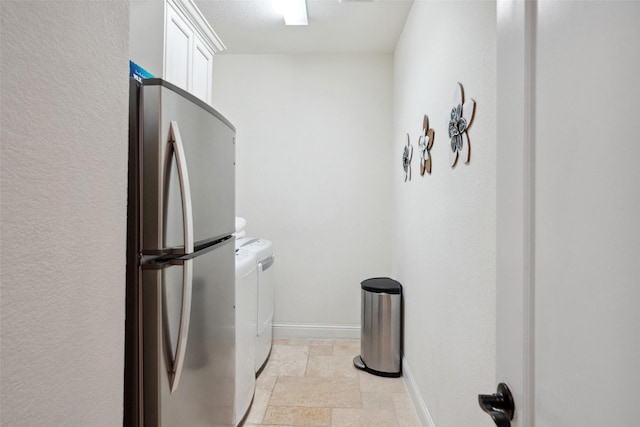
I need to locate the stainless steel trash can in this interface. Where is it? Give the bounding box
[353,277,402,377]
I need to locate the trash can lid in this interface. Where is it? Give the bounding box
[361,277,402,294]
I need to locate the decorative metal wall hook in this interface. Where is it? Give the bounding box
[448,82,475,167]
[418,114,435,176]
[402,133,413,182]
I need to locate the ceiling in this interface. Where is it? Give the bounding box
[195,0,414,54]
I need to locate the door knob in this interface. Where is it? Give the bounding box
[478,383,515,427]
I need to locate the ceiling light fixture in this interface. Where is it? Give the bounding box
[279,0,308,26]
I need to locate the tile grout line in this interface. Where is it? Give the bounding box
[330,340,337,427]
[303,344,310,378]
[260,372,277,425]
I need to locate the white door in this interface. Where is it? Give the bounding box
[494,1,640,426]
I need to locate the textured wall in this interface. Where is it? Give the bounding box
[212,54,393,332]
[1,2,129,425]
[392,2,496,426]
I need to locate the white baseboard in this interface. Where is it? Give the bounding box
[402,356,436,427]
[272,323,360,340]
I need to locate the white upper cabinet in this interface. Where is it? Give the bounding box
[130,0,224,105]
[190,35,214,104]
[164,3,193,92]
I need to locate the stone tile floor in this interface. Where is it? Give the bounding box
[241,338,421,427]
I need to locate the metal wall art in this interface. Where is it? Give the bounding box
[418,114,435,176]
[448,82,475,167]
[402,133,413,182]
[399,83,477,181]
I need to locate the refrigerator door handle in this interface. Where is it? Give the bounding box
[166,120,194,255]
[167,258,192,393]
[165,121,194,393]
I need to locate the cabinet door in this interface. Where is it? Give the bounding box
[165,3,192,92]
[191,35,213,104]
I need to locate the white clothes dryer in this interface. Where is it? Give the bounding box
[234,248,257,426]
[237,237,274,372]
[235,217,247,239]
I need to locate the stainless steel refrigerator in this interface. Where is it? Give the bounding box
[125,78,236,427]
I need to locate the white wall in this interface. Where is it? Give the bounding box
[1,2,129,425]
[392,2,496,426]
[212,55,393,335]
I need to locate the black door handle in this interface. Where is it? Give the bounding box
[483,410,511,427]
[478,383,515,427]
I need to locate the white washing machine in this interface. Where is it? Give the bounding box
[234,248,257,426]
[237,237,275,372]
